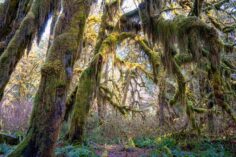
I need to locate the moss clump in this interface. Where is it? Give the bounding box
[41,60,64,75]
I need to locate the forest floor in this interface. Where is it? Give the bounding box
[1,132,236,156]
[94,144,152,157]
[92,139,236,157]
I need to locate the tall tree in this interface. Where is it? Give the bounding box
[8,0,92,156]
[66,0,123,143]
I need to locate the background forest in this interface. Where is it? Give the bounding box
[0,0,236,156]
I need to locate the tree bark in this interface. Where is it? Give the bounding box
[0,0,58,101]
[67,32,135,143]
[97,62,109,125]
[66,1,123,143]
[67,64,99,143]
[8,0,92,156]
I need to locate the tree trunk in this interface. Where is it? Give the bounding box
[66,1,123,143]
[0,0,58,101]
[157,66,166,126]
[97,62,109,125]
[67,64,99,143]
[158,92,165,126]
[8,0,91,156]
[67,32,135,143]
[210,70,236,122]
[121,71,131,106]
[97,95,107,125]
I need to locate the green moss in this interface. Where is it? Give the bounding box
[8,130,33,157]
[41,60,64,75]
[175,53,193,65]
[8,0,92,156]
[67,66,97,144]
[169,57,186,106]
[209,71,236,122]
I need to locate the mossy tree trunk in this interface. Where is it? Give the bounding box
[0,0,58,101]
[8,0,92,156]
[67,64,99,143]
[0,0,21,41]
[201,78,215,134]
[209,70,236,122]
[0,0,32,55]
[66,1,123,143]
[97,62,109,125]
[157,68,166,127]
[97,94,107,125]
[67,32,135,143]
[122,0,236,124]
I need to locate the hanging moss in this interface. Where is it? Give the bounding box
[186,101,198,131]
[169,57,186,106]
[64,86,78,121]
[0,0,32,55]
[0,0,20,39]
[0,0,60,101]
[137,0,221,72]
[135,36,160,83]
[209,71,236,122]
[66,4,141,142]
[100,85,142,115]
[133,1,231,122]
[175,53,193,65]
[66,1,123,143]
[8,0,92,156]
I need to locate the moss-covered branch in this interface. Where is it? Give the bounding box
[0,0,32,55]
[175,53,193,65]
[169,57,186,106]
[64,86,78,121]
[67,0,123,143]
[100,85,143,115]
[67,66,97,144]
[0,0,59,101]
[209,71,236,122]
[8,0,92,156]
[0,0,21,40]
[134,36,160,83]
[204,0,230,11]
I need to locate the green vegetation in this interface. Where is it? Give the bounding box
[0,0,235,156]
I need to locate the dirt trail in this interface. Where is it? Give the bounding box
[94,144,152,157]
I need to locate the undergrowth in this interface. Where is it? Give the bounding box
[0,143,14,156]
[55,145,98,157]
[134,133,235,157]
[0,131,235,157]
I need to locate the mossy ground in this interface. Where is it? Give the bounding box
[1,132,235,157]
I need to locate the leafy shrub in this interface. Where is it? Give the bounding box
[134,137,156,148]
[155,135,177,149]
[55,145,98,157]
[0,143,14,155]
[148,135,234,157]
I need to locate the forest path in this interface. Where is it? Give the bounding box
[94,144,152,157]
